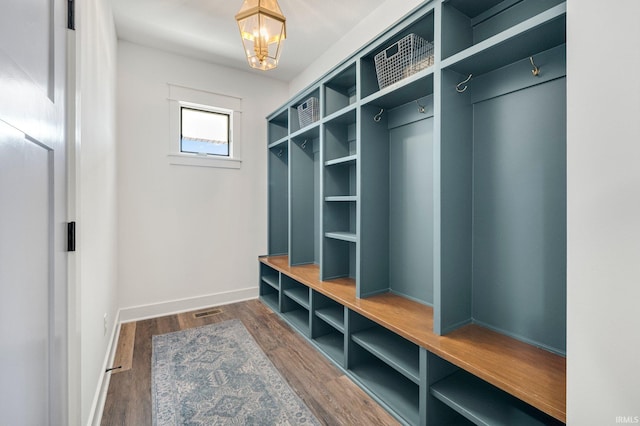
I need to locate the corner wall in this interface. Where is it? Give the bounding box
[567,0,640,423]
[116,42,288,316]
[77,0,119,423]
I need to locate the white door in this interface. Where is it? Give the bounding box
[0,0,68,424]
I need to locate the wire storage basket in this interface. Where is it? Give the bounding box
[297,97,320,128]
[374,33,434,90]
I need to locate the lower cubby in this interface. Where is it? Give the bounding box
[349,357,420,425]
[259,256,566,426]
[313,331,344,366]
[281,276,311,336]
[431,370,564,426]
[311,292,346,366]
[259,263,280,311]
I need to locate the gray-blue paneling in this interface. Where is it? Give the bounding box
[389,116,434,305]
[436,69,473,335]
[314,142,321,264]
[268,147,288,255]
[473,0,565,45]
[472,77,566,353]
[359,104,390,297]
[290,138,318,265]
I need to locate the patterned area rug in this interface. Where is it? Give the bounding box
[152,319,320,425]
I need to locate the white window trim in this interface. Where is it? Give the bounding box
[168,84,243,169]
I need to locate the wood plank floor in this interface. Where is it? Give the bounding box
[101,299,400,425]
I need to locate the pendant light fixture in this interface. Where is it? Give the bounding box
[235,0,286,71]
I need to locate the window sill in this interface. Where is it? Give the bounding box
[167,153,242,169]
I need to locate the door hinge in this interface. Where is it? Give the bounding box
[67,221,76,252]
[67,0,75,30]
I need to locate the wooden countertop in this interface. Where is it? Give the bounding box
[260,255,566,423]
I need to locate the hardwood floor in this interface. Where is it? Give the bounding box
[100,299,400,425]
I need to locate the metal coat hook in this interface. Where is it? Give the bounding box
[529,56,540,76]
[301,139,307,149]
[277,148,283,157]
[373,109,384,122]
[456,74,472,93]
[416,100,426,114]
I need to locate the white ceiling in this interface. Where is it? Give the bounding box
[110,0,387,82]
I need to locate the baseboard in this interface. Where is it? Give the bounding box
[87,310,121,426]
[118,287,259,323]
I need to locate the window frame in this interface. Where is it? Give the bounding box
[180,105,231,157]
[168,84,242,169]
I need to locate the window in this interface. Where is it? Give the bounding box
[168,84,242,169]
[180,107,230,157]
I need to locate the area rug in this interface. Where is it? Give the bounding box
[152,319,320,425]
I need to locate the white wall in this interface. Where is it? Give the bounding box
[567,0,640,424]
[288,0,424,96]
[116,42,288,315]
[77,0,119,424]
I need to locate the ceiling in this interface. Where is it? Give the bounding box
[110,0,388,82]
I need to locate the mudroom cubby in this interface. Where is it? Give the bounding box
[267,141,288,256]
[290,88,321,134]
[348,311,420,425]
[267,108,288,146]
[259,263,280,312]
[441,0,565,61]
[359,10,434,100]
[261,0,567,424]
[324,62,357,118]
[359,95,435,301]
[435,23,567,354]
[290,126,320,266]
[311,291,346,366]
[280,275,311,336]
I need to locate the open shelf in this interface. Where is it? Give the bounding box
[283,286,310,309]
[260,263,279,289]
[268,108,288,144]
[431,371,564,426]
[360,10,435,100]
[315,306,345,333]
[282,308,309,336]
[290,89,321,134]
[441,3,566,76]
[362,71,434,110]
[322,238,356,281]
[314,331,345,366]
[260,293,279,312]
[324,108,356,163]
[351,327,420,384]
[350,360,419,426]
[267,137,288,150]
[325,231,357,243]
[325,196,357,202]
[261,275,279,291]
[325,154,356,167]
[324,62,357,117]
[441,0,565,61]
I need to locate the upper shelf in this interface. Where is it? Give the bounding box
[362,71,434,110]
[441,3,566,76]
